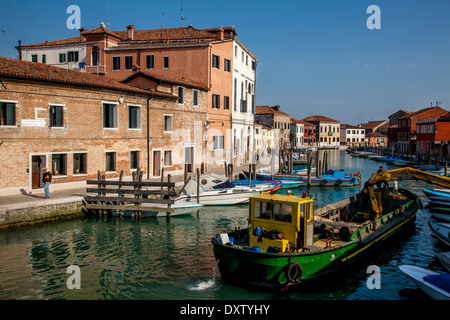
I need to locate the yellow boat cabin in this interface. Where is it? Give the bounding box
[249,193,314,253]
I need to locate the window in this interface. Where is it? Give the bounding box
[212,54,220,69]
[234,78,237,111]
[273,203,292,222]
[252,60,257,71]
[224,58,231,72]
[130,151,139,169]
[164,115,173,132]
[68,51,79,62]
[31,54,37,62]
[42,54,46,64]
[212,94,220,109]
[254,201,271,220]
[146,54,154,69]
[73,153,87,174]
[105,152,116,172]
[125,56,133,70]
[163,56,169,69]
[128,105,141,129]
[92,46,100,66]
[103,103,118,128]
[193,90,199,107]
[164,150,172,166]
[224,96,230,110]
[51,154,67,175]
[59,53,66,63]
[112,56,120,70]
[0,102,15,126]
[213,135,224,150]
[49,105,63,127]
[178,87,184,105]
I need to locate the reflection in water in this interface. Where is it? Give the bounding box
[0,150,448,300]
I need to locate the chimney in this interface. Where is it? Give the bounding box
[272,105,280,111]
[79,27,87,35]
[18,40,22,60]
[126,25,135,40]
[217,27,224,41]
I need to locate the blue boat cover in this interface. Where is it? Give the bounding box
[424,273,450,293]
[212,181,234,189]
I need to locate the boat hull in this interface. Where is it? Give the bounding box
[212,195,419,289]
[112,202,203,217]
[177,189,262,206]
[399,265,450,300]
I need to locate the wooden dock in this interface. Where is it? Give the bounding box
[83,169,176,219]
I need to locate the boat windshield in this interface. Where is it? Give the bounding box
[274,203,292,223]
[254,201,272,220]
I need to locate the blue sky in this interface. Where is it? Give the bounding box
[1,0,449,124]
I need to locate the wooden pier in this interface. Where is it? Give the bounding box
[83,169,176,219]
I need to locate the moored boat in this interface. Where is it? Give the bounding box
[399,265,450,300]
[436,252,450,272]
[423,189,450,207]
[112,200,203,217]
[212,186,421,289]
[428,221,450,247]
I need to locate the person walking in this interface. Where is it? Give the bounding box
[42,167,52,198]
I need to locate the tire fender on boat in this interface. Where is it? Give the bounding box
[320,179,327,186]
[286,262,302,284]
[335,179,342,186]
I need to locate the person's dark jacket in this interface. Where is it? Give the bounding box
[42,171,52,183]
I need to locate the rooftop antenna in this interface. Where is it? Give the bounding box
[107,0,110,29]
[181,0,186,27]
[161,12,164,39]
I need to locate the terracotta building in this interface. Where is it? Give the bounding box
[18,23,258,168]
[396,105,447,154]
[255,106,291,149]
[0,57,207,195]
[416,111,450,157]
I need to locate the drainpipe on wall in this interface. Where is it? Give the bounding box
[147,95,153,179]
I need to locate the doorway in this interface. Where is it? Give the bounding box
[153,150,161,177]
[31,155,46,189]
[184,146,194,173]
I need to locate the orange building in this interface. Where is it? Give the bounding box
[19,24,256,170]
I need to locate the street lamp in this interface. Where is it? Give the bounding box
[1,30,6,57]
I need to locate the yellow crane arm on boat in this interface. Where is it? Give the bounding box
[364,167,450,215]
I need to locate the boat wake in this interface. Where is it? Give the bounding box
[187,260,219,291]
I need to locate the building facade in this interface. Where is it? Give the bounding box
[18,23,258,170]
[416,111,450,156]
[255,105,291,150]
[0,57,207,194]
[303,115,340,149]
[340,124,365,146]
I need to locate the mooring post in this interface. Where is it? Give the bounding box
[167,174,172,220]
[197,168,200,203]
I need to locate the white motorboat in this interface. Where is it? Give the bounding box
[177,172,265,206]
[436,252,450,272]
[431,213,450,223]
[112,200,204,217]
[399,265,450,300]
[428,221,450,247]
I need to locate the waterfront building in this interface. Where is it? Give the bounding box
[254,123,273,160]
[18,23,258,169]
[290,118,316,148]
[365,132,388,147]
[255,105,291,150]
[0,57,207,195]
[303,115,340,149]
[340,124,365,146]
[416,111,450,157]
[396,105,447,154]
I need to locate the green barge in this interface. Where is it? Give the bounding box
[212,187,422,289]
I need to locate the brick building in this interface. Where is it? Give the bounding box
[255,105,291,150]
[416,111,450,157]
[396,105,447,154]
[0,57,207,194]
[18,23,258,167]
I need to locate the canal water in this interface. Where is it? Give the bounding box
[0,150,448,300]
